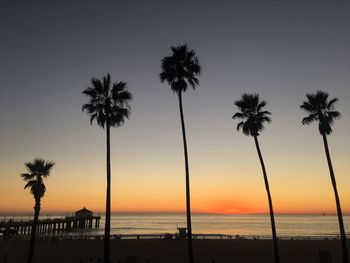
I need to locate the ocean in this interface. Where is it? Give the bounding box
[3,213,349,239]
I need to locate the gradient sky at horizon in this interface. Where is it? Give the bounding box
[0,1,349,215]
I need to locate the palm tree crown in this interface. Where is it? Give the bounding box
[21,159,55,199]
[232,93,271,136]
[160,44,201,93]
[300,90,341,135]
[82,73,132,128]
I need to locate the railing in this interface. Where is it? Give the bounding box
[1,233,349,241]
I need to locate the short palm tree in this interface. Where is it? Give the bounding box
[82,73,132,263]
[160,44,201,263]
[301,90,348,263]
[232,94,280,263]
[21,158,54,263]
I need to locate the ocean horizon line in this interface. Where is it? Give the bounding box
[1,211,349,217]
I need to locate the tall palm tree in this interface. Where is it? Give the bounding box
[160,44,201,263]
[82,73,132,263]
[232,94,280,263]
[21,158,54,263]
[301,90,348,263]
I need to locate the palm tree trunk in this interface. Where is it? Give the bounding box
[322,134,348,263]
[104,122,111,263]
[254,135,280,263]
[27,198,40,263]
[178,91,194,263]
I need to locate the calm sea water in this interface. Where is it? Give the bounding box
[3,213,350,238]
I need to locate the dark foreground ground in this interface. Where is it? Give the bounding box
[0,238,348,263]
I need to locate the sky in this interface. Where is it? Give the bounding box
[0,0,349,215]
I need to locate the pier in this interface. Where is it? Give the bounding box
[0,207,100,236]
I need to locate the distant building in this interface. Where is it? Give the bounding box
[75,207,93,218]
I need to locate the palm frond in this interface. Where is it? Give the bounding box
[262,116,271,123]
[24,161,37,174]
[258,110,271,116]
[257,101,267,112]
[109,108,130,127]
[82,87,97,99]
[112,81,127,92]
[302,115,316,125]
[103,73,111,90]
[89,113,97,125]
[242,122,251,136]
[90,78,104,94]
[21,173,34,181]
[300,101,315,113]
[327,98,338,110]
[232,112,244,119]
[42,161,55,178]
[112,86,133,105]
[82,103,96,114]
[327,111,341,119]
[236,121,244,131]
[24,180,36,189]
[96,111,106,128]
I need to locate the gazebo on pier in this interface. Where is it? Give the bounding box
[73,207,100,229]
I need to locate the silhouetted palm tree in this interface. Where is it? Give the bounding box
[232,94,279,263]
[82,73,132,263]
[21,158,54,263]
[301,90,348,263]
[160,44,201,263]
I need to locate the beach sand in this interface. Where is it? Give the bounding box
[0,238,347,263]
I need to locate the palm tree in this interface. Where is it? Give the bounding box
[82,73,132,263]
[232,93,280,263]
[21,158,54,263]
[301,90,348,263]
[160,44,201,263]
